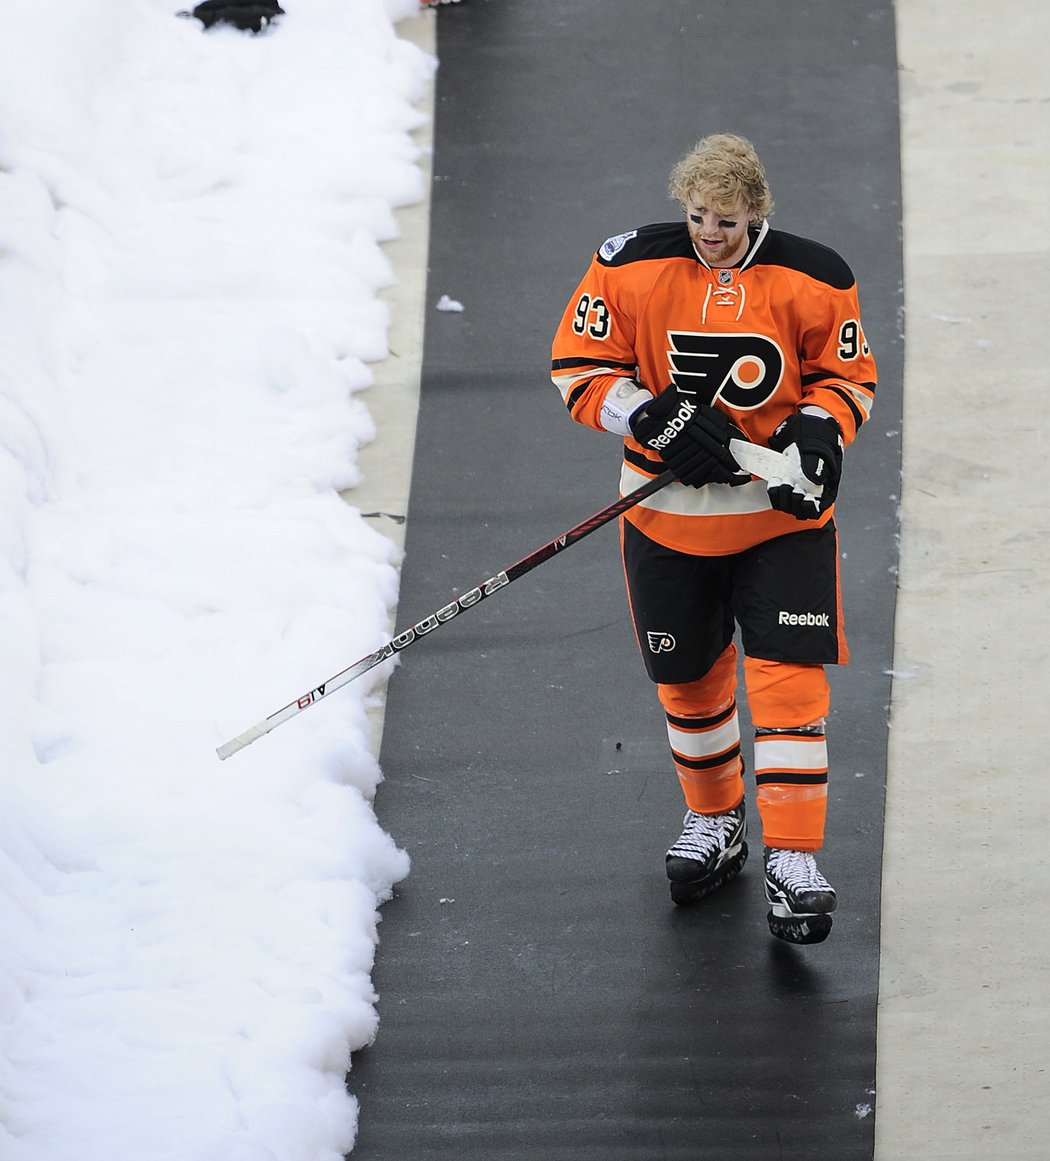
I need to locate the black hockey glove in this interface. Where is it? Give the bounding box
[766,412,843,519]
[629,385,750,489]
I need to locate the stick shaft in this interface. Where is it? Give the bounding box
[216,470,675,759]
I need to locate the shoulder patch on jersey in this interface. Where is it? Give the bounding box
[596,221,696,267]
[757,229,856,290]
[599,230,638,260]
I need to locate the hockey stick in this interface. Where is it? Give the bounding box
[216,468,676,760]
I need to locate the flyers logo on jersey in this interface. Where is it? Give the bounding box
[647,631,676,653]
[668,331,785,410]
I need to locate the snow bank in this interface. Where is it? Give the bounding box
[0,1,433,1157]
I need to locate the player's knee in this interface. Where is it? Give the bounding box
[658,643,738,716]
[744,657,829,727]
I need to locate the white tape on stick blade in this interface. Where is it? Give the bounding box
[728,439,823,499]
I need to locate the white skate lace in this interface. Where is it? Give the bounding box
[766,849,831,892]
[668,808,742,860]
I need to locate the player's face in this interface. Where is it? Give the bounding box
[684,191,752,267]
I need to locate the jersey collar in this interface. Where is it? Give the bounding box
[691,219,770,273]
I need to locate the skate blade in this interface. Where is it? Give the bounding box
[766,910,833,945]
[668,844,748,906]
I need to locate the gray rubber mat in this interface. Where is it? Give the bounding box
[350,3,903,1157]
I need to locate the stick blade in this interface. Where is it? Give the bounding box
[729,439,822,498]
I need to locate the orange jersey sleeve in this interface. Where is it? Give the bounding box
[550,228,654,432]
[550,221,877,555]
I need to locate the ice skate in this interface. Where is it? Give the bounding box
[665,800,747,905]
[763,847,836,944]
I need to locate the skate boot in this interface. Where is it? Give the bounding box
[665,800,747,905]
[763,847,837,944]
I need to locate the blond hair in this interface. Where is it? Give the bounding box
[668,133,774,223]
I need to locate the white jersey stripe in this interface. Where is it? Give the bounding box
[619,461,773,517]
[553,365,631,403]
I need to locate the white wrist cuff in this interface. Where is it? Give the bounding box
[599,379,652,436]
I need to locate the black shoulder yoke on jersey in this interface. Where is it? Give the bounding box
[595,222,694,267]
[596,221,856,291]
[754,228,856,291]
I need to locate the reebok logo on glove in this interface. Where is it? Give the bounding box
[629,385,748,490]
[645,400,697,450]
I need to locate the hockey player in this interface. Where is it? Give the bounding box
[551,133,876,944]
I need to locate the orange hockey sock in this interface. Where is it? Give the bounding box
[753,725,828,850]
[745,659,831,850]
[658,645,744,814]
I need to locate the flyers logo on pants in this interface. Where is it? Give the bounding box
[668,331,785,410]
[647,631,677,653]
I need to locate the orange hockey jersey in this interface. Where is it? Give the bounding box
[551,220,876,555]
